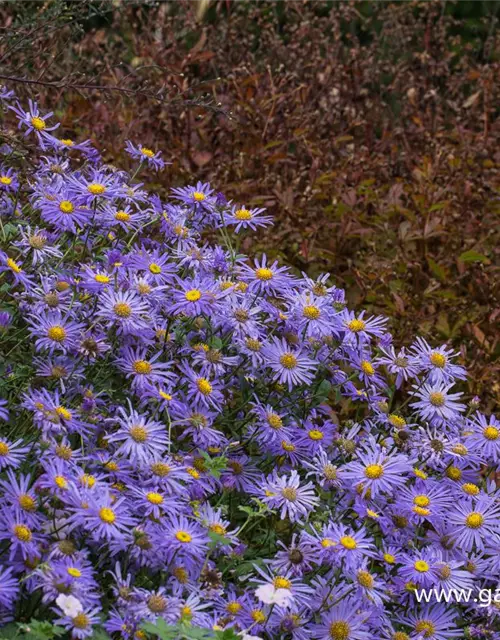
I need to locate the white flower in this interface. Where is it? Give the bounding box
[239,634,263,640]
[255,584,293,607]
[56,594,83,617]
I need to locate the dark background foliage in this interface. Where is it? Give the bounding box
[1,0,499,407]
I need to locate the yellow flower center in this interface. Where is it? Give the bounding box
[209,523,226,535]
[446,466,462,481]
[235,208,252,220]
[130,425,148,443]
[281,487,297,501]
[360,360,375,376]
[141,147,155,158]
[414,560,429,573]
[255,267,273,281]
[384,553,395,564]
[149,263,162,274]
[19,494,36,511]
[483,426,499,440]
[47,325,67,342]
[197,378,212,395]
[187,467,200,479]
[227,602,241,614]
[55,406,72,421]
[99,507,116,524]
[159,391,172,401]
[251,610,266,624]
[67,567,81,578]
[54,475,68,489]
[413,506,431,516]
[0,176,12,185]
[80,474,95,488]
[393,634,410,640]
[185,288,202,302]
[389,414,406,429]
[279,353,297,369]
[329,621,350,640]
[452,444,467,455]
[176,531,192,543]
[430,352,446,368]
[6,258,21,273]
[281,441,296,452]
[413,495,430,508]
[94,274,110,284]
[115,211,131,222]
[462,483,480,495]
[61,139,74,146]
[148,595,167,613]
[347,318,365,332]
[321,538,336,548]
[357,570,374,588]
[339,536,357,550]
[181,605,192,618]
[429,392,445,407]
[59,200,74,213]
[14,525,32,542]
[273,577,292,590]
[133,360,152,375]
[415,621,436,638]
[113,302,132,318]
[267,413,283,429]
[193,191,206,202]
[146,492,164,505]
[308,429,324,440]
[87,183,106,195]
[465,512,484,529]
[72,613,89,629]
[31,116,46,131]
[303,305,321,320]
[364,463,384,479]
[151,462,171,476]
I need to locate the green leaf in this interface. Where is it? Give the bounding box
[141,620,178,640]
[458,250,490,264]
[208,530,233,547]
[427,257,447,281]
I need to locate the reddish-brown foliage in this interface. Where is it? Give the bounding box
[1,0,499,406]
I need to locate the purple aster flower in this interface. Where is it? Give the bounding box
[102,204,147,231]
[106,404,169,463]
[125,140,166,170]
[226,204,273,232]
[400,548,441,587]
[169,276,228,316]
[410,381,466,426]
[0,508,42,560]
[262,337,316,390]
[67,168,120,204]
[240,255,295,295]
[446,497,500,552]
[466,413,500,464]
[115,347,175,390]
[0,166,19,192]
[342,441,412,498]
[27,311,84,354]
[378,345,421,388]
[0,252,34,288]
[311,597,370,640]
[163,515,209,564]
[286,290,338,338]
[171,181,215,211]
[0,565,18,609]
[0,471,38,526]
[97,289,151,336]
[0,438,30,470]
[398,604,461,640]
[13,225,62,265]
[36,186,91,233]
[55,606,102,639]
[178,362,224,410]
[340,309,388,346]
[258,470,319,522]
[411,337,467,384]
[9,99,60,147]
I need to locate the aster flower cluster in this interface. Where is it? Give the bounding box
[0,94,498,640]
